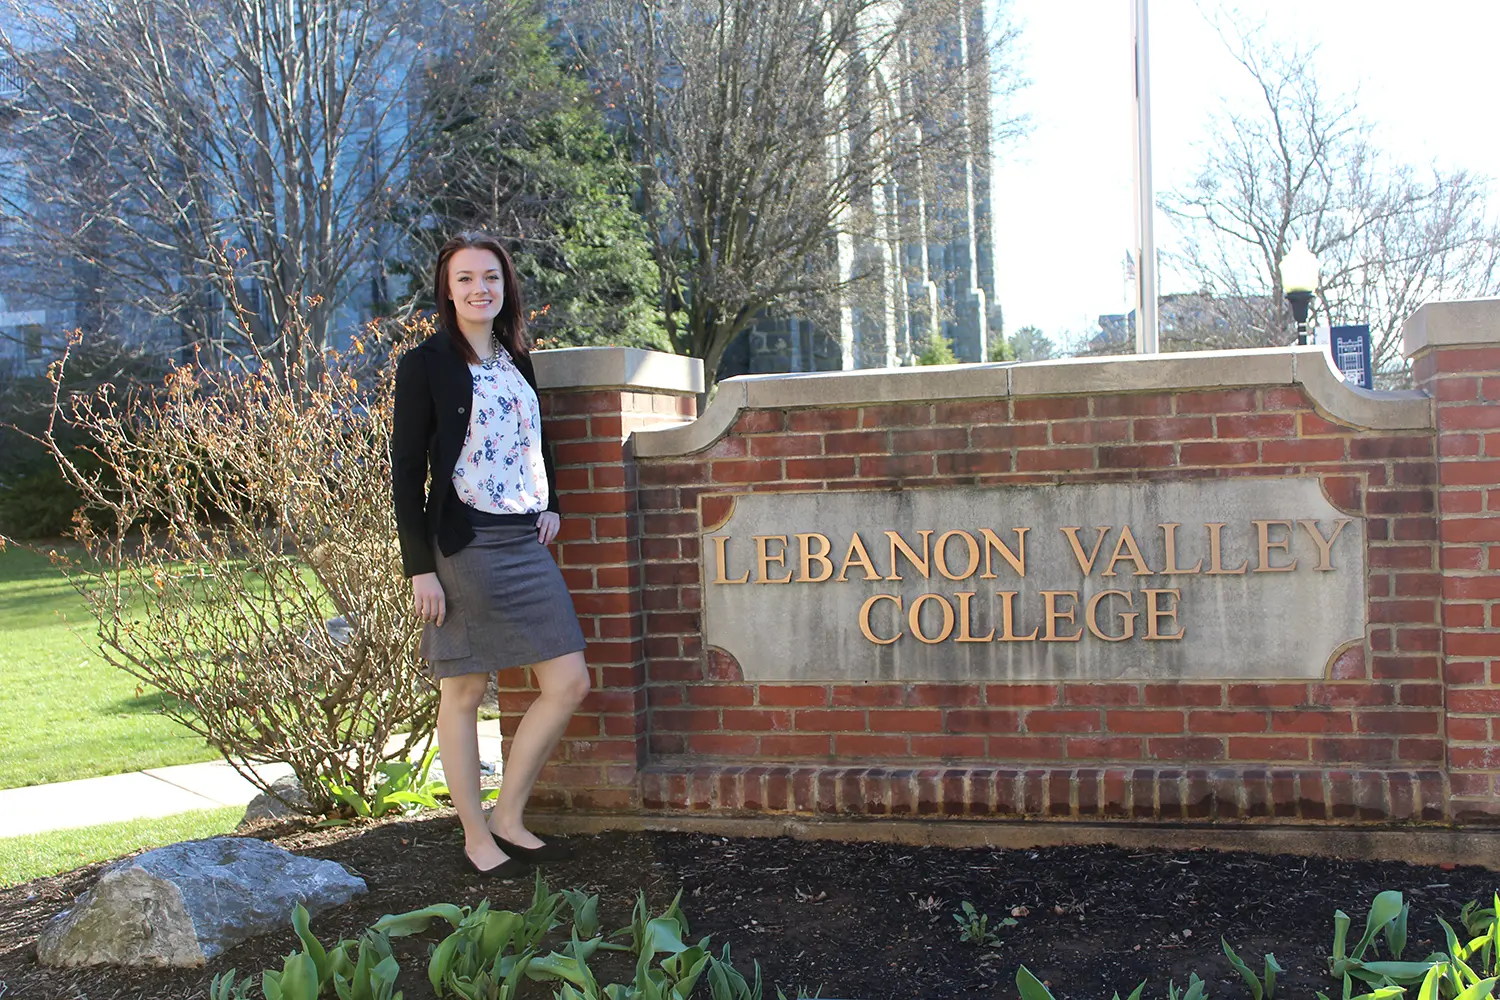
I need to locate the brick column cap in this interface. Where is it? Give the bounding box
[1403,298,1500,359]
[533,346,704,396]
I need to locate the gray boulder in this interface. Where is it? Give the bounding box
[240,774,314,826]
[36,836,365,967]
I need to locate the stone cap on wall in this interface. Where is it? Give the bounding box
[531,346,704,396]
[633,344,1432,458]
[1403,297,1500,357]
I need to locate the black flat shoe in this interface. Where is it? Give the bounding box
[462,849,529,879]
[493,834,573,863]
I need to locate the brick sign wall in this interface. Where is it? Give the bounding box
[514,302,1500,826]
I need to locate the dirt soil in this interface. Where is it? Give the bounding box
[0,815,1494,1000]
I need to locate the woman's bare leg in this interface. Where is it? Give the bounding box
[488,650,590,847]
[437,672,510,869]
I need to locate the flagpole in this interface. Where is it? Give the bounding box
[1131,0,1159,354]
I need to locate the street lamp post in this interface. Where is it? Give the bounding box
[1279,240,1321,346]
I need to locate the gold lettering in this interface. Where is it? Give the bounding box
[908,593,955,644]
[954,592,995,642]
[711,535,750,585]
[1061,526,1111,575]
[1085,590,1137,642]
[837,532,882,582]
[1101,524,1154,577]
[978,527,1028,578]
[1253,519,1298,573]
[1298,518,1352,572]
[1204,522,1248,575]
[859,593,903,644]
[884,530,933,581]
[795,532,834,582]
[935,530,981,581]
[1159,522,1203,575]
[1041,590,1083,642]
[995,591,1039,642]
[752,535,793,584]
[1143,588,1185,640]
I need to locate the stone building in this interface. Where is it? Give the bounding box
[719,0,1000,378]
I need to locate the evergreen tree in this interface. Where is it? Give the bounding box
[399,3,665,349]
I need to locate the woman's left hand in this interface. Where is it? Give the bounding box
[536,511,561,545]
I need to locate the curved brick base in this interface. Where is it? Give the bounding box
[640,762,1451,824]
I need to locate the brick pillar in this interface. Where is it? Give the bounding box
[496,347,702,811]
[1405,299,1500,821]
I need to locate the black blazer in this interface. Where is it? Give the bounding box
[391,333,560,578]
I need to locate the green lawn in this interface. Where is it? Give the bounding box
[0,545,217,789]
[0,806,242,888]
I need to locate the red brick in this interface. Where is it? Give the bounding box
[1093,395,1173,417]
[1147,737,1225,761]
[1180,441,1258,465]
[1356,710,1439,735]
[938,452,1012,475]
[970,424,1050,449]
[785,457,855,479]
[1263,387,1309,410]
[1024,710,1102,733]
[1442,405,1500,430]
[1144,684,1223,706]
[794,709,865,731]
[1218,414,1296,438]
[834,734,909,757]
[1448,717,1490,740]
[907,684,983,707]
[1188,710,1269,733]
[1442,433,1482,457]
[711,459,784,483]
[892,428,968,452]
[1269,711,1354,734]
[1016,448,1094,472]
[759,735,833,757]
[687,733,760,755]
[1449,689,1500,713]
[749,435,822,457]
[1311,738,1395,764]
[1177,389,1260,413]
[869,709,945,733]
[735,411,785,433]
[859,454,934,477]
[1447,632,1500,656]
[1066,737,1145,759]
[947,709,1022,733]
[1301,413,1348,435]
[1370,655,1440,680]
[1308,684,1393,707]
[1014,397,1090,421]
[830,684,905,707]
[860,403,933,428]
[1228,684,1307,707]
[987,736,1067,759]
[1052,420,1129,444]
[985,684,1061,706]
[722,708,791,731]
[1135,416,1214,441]
[1099,445,1175,468]
[758,685,828,707]
[1263,439,1348,463]
[788,409,859,432]
[1107,710,1184,733]
[1064,684,1140,706]
[934,400,1010,424]
[1228,737,1310,761]
[911,735,987,758]
[1351,437,1434,460]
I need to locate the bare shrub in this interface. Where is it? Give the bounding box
[9,315,438,813]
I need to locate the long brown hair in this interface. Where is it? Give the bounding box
[431,231,528,364]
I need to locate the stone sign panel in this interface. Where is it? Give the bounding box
[700,479,1365,682]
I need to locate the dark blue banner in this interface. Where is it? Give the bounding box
[1330,324,1373,389]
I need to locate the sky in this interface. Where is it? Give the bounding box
[985,0,1500,346]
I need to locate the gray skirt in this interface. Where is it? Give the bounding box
[421,514,587,680]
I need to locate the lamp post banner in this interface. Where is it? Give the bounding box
[700,480,1366,683]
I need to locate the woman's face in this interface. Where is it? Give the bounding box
[447,247,506,329]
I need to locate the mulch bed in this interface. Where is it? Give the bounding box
[0,814,1494,999]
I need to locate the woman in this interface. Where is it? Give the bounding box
[391,231,589,877]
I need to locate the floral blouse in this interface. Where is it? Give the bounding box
[451,346,548,514]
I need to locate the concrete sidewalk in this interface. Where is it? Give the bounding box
[0,720,502,839]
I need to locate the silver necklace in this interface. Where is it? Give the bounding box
[482,333,504,369]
